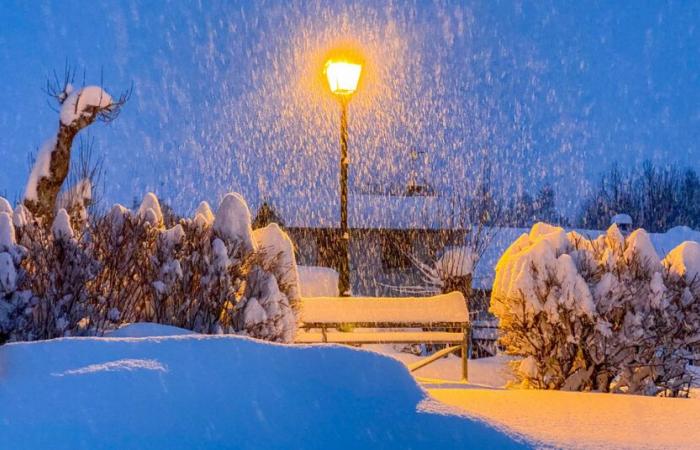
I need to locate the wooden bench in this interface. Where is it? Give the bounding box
[294,292,470,381]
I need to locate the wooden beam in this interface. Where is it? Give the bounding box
[407,345,461,372]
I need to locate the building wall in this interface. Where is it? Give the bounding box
[287,227,465,297]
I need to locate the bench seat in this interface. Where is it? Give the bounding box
[294,331,465,344]
[294,292,471,380]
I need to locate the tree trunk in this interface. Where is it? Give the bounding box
[24,110,101,223]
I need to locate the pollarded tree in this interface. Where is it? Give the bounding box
[88,194,163,330]
[23,67,130,223]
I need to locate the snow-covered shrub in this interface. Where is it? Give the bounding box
[184,194,258,333]
[147,223,185,322]
[235,223,301,342]
[658,242,700,394]
[89,196,162,330]
[0,192,300,343]
[18,209,99,339]
[492,222,700,395]
[0,205,30,341]
[155,193,298,340]
[491,223,595,389]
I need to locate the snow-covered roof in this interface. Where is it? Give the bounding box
[611,214,632,225]
[276,194,464,230]
[472,225,700,290]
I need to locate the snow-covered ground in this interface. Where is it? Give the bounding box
[4,322,699,449]
[297,265,339,297]
[430,388,700,450]
[372,347,700,450]
[0,325,526,449]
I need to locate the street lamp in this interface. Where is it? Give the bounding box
[325,59,362,297]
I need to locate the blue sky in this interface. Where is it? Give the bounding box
[0,0,698,217]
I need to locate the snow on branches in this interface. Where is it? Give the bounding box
[491,222,700,396]
[0,192,300,343]
[23,66,130,223]
[0,204,27,342]
[238,223,301,342]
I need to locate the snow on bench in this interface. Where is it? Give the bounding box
[295,292,471,380]
[297,291,468,326]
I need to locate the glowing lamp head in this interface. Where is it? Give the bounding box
[325,60,362,96]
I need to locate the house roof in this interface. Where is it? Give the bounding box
[271,195,700,290]
[612,213,633,225]
[276,194,466,230]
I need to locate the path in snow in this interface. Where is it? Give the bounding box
[429,388,700,450]
[369,347,700,449]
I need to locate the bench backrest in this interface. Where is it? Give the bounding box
[298,291,468,328]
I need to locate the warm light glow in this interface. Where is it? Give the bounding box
[324,60,362,96]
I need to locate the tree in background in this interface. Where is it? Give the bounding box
[252,201,285,229]
[396,161,503,307]
[579,162,700,232]
[505,183,568,227]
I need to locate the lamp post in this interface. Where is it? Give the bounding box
[325,60,362,297]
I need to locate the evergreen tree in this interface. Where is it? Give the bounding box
[253,201,284,229]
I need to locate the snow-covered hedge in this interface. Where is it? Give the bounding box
[491,223,700,396]
[0,192,300,343]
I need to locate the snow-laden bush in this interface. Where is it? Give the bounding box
[0,206,30,341]
[491,222,700,396]
[491,223,595,390]
[236,223,301,342]
[0,192,300,343]
[24,209,100,339]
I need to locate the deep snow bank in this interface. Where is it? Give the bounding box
[105,322,197,337]
[0,333,525,449]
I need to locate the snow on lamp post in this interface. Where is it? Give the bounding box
[325,59,361,297]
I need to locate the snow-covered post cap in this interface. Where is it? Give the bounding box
[51,209,74,241]
[193,201,214,229]
[137,193,163,227]
[213,193,256,252]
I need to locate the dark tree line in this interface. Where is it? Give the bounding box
[503,183,569,227]
[578,162,700,232]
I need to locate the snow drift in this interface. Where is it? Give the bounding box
[0,330,525,449]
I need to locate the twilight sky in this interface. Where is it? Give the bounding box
[0,0,698,217]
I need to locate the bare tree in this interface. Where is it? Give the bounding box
[386,161,504,307]
[579,161,700,232]
[23,65,131,223]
